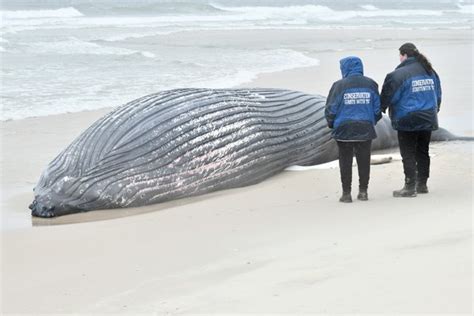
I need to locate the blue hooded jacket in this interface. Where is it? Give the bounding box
[380,57,441,131]
[325,56,382,141]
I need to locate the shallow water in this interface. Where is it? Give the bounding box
[1,0,472,120]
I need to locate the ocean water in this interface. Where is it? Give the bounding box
[1,0,472,120]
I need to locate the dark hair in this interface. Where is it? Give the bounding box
[399,42,434,74]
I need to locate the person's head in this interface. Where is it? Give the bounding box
[398,42,434,74]
[399,42,418,62]
[339,56,364,78]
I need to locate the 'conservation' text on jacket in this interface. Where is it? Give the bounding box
[325,56,382,141]
[380,57,441,131]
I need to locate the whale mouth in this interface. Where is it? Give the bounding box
[29,200,56,218]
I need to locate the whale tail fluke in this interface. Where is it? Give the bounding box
[450,136,474,141]
[432,127,474,142]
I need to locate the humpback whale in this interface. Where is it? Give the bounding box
[29,88,464,217]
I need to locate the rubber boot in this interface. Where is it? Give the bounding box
[416,179,429,194]
[393,178,417,197]
[339,192,352,203]
[357,188,368,201]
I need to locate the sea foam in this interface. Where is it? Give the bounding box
[25,38,156,57]
[1,7,83,19]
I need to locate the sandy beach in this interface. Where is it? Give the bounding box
[1,27,473,314]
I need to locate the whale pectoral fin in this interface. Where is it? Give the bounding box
[370,155,393,165]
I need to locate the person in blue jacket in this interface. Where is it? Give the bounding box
[325,56,382,203]
[381,43,441,197]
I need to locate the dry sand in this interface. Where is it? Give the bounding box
[1,29,473,314]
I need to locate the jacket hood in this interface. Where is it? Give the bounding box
[340,56,364,78]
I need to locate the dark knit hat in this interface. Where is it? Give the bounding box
[399,42,419,56]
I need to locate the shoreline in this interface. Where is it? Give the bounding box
[2,27,472,130]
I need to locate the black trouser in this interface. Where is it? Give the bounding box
[397,130,431,184]
[336,140,372,193]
